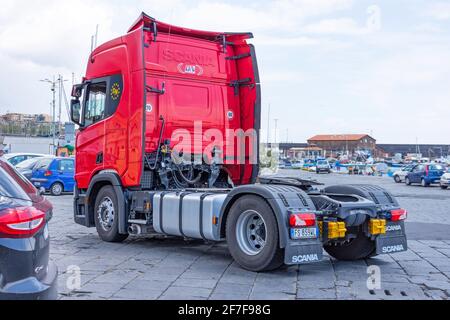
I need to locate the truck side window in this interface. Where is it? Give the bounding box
[84,82,107,126]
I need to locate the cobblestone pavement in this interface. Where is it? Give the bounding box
[49,171,450,300]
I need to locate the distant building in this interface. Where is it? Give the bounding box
[377,144,450,158]
[0,113,52,123]
[307,134,377,157]
[289,147,323,159]
[36,114,53,122]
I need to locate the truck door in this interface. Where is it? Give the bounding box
[75,79,107,187]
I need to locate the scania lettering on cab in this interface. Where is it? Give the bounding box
[70,12,408,272]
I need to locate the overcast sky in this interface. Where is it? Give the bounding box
[0,0,449,144]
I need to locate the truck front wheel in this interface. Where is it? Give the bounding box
[324,230,375,261]
[226,195,284,272]
[94,186,128,243]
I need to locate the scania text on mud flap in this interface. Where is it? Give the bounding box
[70,12,407,272]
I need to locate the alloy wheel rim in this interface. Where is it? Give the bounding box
[52,184,62,195]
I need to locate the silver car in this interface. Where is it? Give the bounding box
[393,165,415,183]
[440,172,450,190]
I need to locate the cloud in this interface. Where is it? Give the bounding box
[176,0,354,32]
[0,0,449,143]
[426,2,450,20]
[0,0,116,70]
[301,18,369,35]
[255,35,320,46]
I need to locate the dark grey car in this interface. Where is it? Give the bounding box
[0,158,57,300]
[16,157,55,181]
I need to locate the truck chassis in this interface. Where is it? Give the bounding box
[74,174,408,272]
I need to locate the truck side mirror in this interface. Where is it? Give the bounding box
[70,99,82,127]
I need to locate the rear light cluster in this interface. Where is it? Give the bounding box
[289,213,316,227]
[390,209,407,222]
[0,207,45,238]
[44,170,53,177]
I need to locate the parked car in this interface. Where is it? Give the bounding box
[30,157,75,196]
[291,161,303,169]
[15,157,52,180]
[0,158,57,300]
[3,153,48,166]
[316,160,331,174]
[393,164,415,183]
[405,164,445,187]
[278,160,292,169]
[440,172,450,190]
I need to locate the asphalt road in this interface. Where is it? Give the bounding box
[48,170,450,300]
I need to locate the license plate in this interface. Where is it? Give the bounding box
[34,182,41,187]
[290,227,318,240]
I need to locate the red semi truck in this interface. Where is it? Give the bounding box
[70,13,408,272]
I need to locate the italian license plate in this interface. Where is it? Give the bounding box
[290,227,318,240]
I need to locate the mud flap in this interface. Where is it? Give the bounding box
[284,239,323,265]
[375,221,408,255]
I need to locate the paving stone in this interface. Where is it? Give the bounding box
[80,281,124,295]
[123,278,172,291]
[47,169,450,301]
[174,278,218,289]
[111,289,162,300]
[249,291,296,300]
[212,283,253,296]
[297,288,336,300]
[159,286,212,300]
[209,293,250,300]
[424,290,448,300]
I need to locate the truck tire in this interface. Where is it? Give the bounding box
[226,195,284,272]
[324,230,376,261]
[94,186,128,243]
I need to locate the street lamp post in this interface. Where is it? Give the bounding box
[274,119,279,145]
[40,77,57,154]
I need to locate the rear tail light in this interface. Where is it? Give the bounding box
[0,207,45,238]
[390,209,407,222]
[44,170,52,177]
[290,213,316,227]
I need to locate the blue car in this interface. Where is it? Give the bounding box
[405,163,445,187]
[30,157,75,196]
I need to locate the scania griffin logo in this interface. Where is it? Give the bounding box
[177,63,204,76]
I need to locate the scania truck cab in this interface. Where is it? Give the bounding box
[70,13,408,272]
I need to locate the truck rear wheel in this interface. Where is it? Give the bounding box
[324,231,375,261]
[94,186,128,243]
[226,195,284,272]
